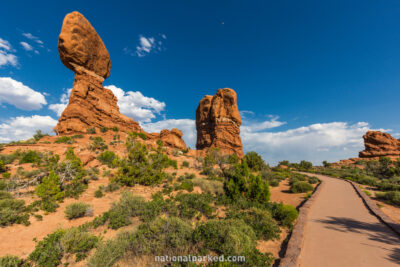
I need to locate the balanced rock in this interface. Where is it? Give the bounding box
[196,88,243,157]
[54,12,141,134]
[359,131,400,159]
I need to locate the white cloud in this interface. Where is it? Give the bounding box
[0,115,57,143]
[242,115,286,132]
[22,33,43,45]
[141,119,196,148]
[49,85,165,123]
[48,88,71,116]
[20,41,33,51]
[241,121,386,165]
[124,35,166,57]
[105,85,165,122]
[0,38,17,67]
[0,77,47,110]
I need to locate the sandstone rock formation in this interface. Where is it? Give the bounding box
[196,88,243,157]
[147,128,187,150]
[54,11,141,134]
[359,131,400,159]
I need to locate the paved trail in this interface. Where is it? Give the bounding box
[299,174,400,267]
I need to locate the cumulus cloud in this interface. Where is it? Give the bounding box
[141,114,384,165]
[105,85,165,122]
[20,41,33,51]
[0,38,17,67]
[141,119,196,148]
[48,88,71,116]
[49,85,165,123]
[0,77,47,110]
[241,121,386,165]
[0,115,57,143]
[124,34,166,57]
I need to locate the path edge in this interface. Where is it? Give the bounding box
[278,179,325,267]
[346,180,400,236]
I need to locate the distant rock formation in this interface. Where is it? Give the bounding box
[54,11,141,134]
[196,88,243,157]
[147,128,187,150]
[359,131,400,159]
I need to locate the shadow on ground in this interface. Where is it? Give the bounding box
[316,216,400,264]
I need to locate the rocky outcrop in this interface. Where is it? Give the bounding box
[147,128,187,150]
[359,131,400,159]
[54,11,141,134]
[196,88,243,157]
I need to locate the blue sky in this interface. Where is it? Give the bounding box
[0,0,399,165]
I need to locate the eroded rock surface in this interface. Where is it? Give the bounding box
[196,88,243,157]
[359,131,400,159]
[54,11,141,134]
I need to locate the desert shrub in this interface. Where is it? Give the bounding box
[65,202,93,220]
[192,178,224,195]
[0,190,12,199]
[33,130,48,141]
[94,188,104,198]
[60,227,98,262]
[100,127,109,133]
[0,160,6,173]
[271,203,298,227]
[175,179,194,192]
[54,136,74,144]
[269,179,280,187]
[28,229,66,267]
[40,199,59,213]
[308,176,319,184]
[290,181,313,193]
[0,255,23,267]
[2,172,11,179]
[175,193,215,219]
[35,171,64,201]
[87,231,133,267]
[182,161,190,168]
[98,151,119,168]
[87,127,96,134]
[111,127,119,132]
[357,176,378,186]
[132,216,192,255]
[19,150,42,164]
[88,137,108,152]
[104,183,120,192]
[244,151,267,171]
[72,134,84,139]
[0,152,19,165]
[0,198,30,226]
[298,160,313,171]
[227,207,280,240]
[193,219,256,255]
[115,141,175,186]
[247,174,271,203]
[376,191,400,206]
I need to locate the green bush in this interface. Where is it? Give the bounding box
[376,191,400,206]
[19,150,42,164]
[175,193,214,219]
[299,160,313,170]
[290,181,313,193]
[40,199,59,213]
[35,171,64,201]
[272,204,298,227]
[0,255,23,267]
[112,127,119,132]
[100,127,109,133]
[308,176,319,184]
[104,183,120,192]
[72,134,84,139]
[227,207,280,240]
[88,137,108,152]
[87,231,133,267]
[65,202,92,220]
[94,188,104,198]
[193,219,256,255]
[33,130,48,141]
[87,127,96,134]
[244,151,267,171]
[98,151,119,167]
[0,160,6,173]
[132,216,192,255]
[60,227,98,262]
[54,136,74,144]
[0,198,30,226]
[2,172,10,179]
[28,229,66,267]
[269,179,280,187]
[175,179,194,192]
[182,161,190,168]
